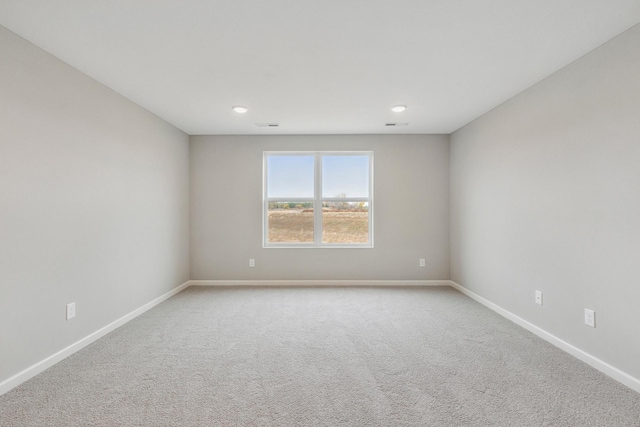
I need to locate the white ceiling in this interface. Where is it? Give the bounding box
[1,1,639,135]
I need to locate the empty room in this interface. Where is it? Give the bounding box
[1,1,639,425]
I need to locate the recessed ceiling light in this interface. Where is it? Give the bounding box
[232,105,248,113]
[391,105,407,113]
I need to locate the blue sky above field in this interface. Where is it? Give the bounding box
[267,155,369,198]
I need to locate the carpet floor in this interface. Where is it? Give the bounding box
[1,286,639,426]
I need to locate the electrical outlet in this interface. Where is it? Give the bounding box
[419,259,426,267]
[66,302,76,320]
[249,259,255,268]
[535,290,543,306]
[584,309,595,328]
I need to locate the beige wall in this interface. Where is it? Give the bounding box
[190,134,450,281]
[0,26,190,384]
[450,25,640,380]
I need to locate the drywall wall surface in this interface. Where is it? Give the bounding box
[450,24,640,380]
[0,26,190,384]
[191,134,450,280]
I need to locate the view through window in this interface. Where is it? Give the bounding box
[264,152,373,247]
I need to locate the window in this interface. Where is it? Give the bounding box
[263,151,373,247]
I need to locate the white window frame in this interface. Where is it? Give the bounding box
[263,151,374,248]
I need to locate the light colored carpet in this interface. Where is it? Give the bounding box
[1,286,639,426]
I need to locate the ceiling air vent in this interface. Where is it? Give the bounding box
[385,122,409,127]
[255,123,280,127]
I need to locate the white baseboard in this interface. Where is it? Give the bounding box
[189,279,450,287]
[0,281,190,396]
[5,279,637,397]
[448,280,640,394]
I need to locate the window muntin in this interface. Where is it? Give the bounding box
[264,151,373,248]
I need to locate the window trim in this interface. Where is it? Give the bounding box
[263,151,374,248]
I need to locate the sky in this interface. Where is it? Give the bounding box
[267,154,369,198]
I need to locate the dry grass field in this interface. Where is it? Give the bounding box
[268,209,369,243]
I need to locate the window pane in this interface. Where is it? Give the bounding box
[268,202,314,243]
[322,155,369,198]
[322,202,369,244]
[267,155,314,198]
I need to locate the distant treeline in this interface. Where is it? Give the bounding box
[268,202,368,211]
